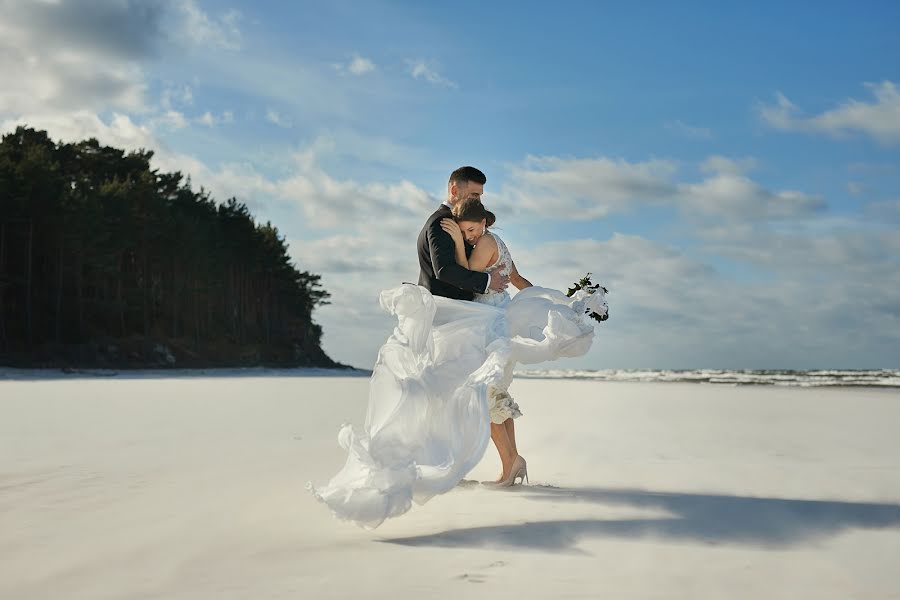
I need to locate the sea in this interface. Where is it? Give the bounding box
[514,369,900,388]
[1,367,898,388]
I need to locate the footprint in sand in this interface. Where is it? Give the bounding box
[455,560,507,583]
[455,479,480,488]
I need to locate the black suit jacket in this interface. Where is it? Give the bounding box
[417,204,489,300]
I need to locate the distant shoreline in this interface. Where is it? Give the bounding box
[0,366,372,381]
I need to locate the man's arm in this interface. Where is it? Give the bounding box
[428,220,490,293]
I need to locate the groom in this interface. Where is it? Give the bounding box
[417,166,509,299]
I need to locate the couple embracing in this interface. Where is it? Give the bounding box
[310,166,607,529]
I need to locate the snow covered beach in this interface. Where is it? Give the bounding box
[2,373,899,599]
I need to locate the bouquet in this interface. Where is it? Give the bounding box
[566,273,609,323]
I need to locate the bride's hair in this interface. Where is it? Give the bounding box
[452,197,496,227]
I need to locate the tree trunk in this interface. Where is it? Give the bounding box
[55,236,64,342]
[142,235,149,339]
[0,222,6,350]
[171,256,178,339]
[206,278,212,342]
[75,246,83,340]
[265,274,272,345]
[117,253,126,337]
[193,272,199,349]
[25,220,34,347]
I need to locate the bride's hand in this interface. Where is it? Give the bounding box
[440,218,464,247]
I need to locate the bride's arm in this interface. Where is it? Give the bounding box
[510,261,533,289]
[440,218,469,268]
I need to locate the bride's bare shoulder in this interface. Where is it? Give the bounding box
[472,233,498,258]
[480,232,499,250]
[469,232,499,270]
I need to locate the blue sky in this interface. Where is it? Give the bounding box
[2,1,898,369]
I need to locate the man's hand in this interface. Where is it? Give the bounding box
[489,268,510,292]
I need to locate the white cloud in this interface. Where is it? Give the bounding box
[294,129,430,170]
[153,110,189,130]
[0,109,222,200]
[505,154,824,222]
[666,120,713,140]
[333,54,376,76]
[758,91,797,131]
[198,110,234,127]
[848,162,898,175]
[696,223,900,351]
[847,181,865,196]
[406,59,457,88]
[0,0,167,61]
[679,174,825,221]
[266,109,292,128]
[863,200,900,223]
[759,81,900,145]
[166,136,435,231]
[700,155,757,176]
[0,15,148,115]
[505,155,677,219]
[161,84,194,110]
[701,226,897,273]
[274,165,433,229]
[179,1,242,51]
[1,111,158,152]
[0,1,245,119]
[0,0,246,142]
[349,55,376,75]
[513,227,900,368]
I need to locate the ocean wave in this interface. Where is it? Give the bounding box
[513,369,900,388]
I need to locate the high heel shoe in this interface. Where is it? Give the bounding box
[495,456,528,487]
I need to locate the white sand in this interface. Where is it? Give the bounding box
[2,375,899,599]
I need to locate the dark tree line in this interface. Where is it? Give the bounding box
[0,126,339,368]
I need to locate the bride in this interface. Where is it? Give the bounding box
[308,199,607,529]
[440,198,531,486]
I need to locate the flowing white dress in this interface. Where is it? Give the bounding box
[307,232,607,529]
[472,232,521,423]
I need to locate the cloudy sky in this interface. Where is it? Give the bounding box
[2,1,899,370]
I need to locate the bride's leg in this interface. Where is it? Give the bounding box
[490,422,516,480]
[504,418,518,458]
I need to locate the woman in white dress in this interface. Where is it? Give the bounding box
[440,197,531,486]
[308,202,607,529]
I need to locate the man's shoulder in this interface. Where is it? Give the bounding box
[424,205,452,227]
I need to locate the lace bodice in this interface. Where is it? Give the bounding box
[474,231,512,307]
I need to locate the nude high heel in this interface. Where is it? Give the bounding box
[496,456,528,487]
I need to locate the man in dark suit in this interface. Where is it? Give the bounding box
[417,166,509,299]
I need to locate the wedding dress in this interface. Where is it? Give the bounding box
[472,231,513,309]
[472,231,519,422]
[308,232,607,529]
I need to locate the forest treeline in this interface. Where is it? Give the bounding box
[0,126,342,368]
